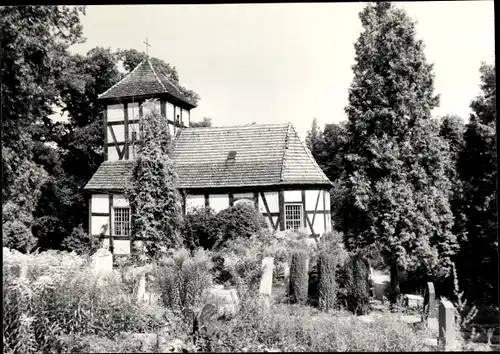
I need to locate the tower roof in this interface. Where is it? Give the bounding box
[98,59,197,108]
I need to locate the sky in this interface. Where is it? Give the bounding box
[69,1,495,140]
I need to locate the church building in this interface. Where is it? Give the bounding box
[84,58,333,255]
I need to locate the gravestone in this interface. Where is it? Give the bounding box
[424,282,436,319]
[283,261,290,291]
[207,287,239,317]
[136,272,146,302]
[259,257,274,296]
[90,248,113,275]
[438,299,456,351]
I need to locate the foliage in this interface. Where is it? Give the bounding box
[60,225,102,255]
[306,119,348,183]
[1,6,85,253]
[153,248,214,311]
[457,62,497,306]
[209,300,432,352]
[338,253,371,315]
[317,250,338,311]
[2,248,170,354]
[213,201,268,249]
[126,100,183,260]
[190,117,213,128]
[337,1,458,302]
[182,207,220,251]
[289,249,309,305]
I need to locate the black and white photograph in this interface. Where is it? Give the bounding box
[1,2,497,352]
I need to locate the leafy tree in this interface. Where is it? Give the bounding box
[457,63,497,305]
[1,5,85,252]
[190,117,213,128]
[306,118,322,154]
[126,100,184,260]
[337,2,458,302]
[438,115,467,244]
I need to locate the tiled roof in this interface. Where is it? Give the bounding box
[98,59,197,107]
[84,123,331,191]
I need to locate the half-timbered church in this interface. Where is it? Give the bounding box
[84,58,333,255]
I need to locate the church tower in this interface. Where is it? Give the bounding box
[98,58,197,161]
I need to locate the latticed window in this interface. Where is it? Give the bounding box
[285,203,302,231]
[114,207,130,236]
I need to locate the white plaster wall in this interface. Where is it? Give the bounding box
[312,213,326,235]
[91,216,110,235]
[166,102,174,120]
[271,216,279,228]
[234,192,253,201]
[102,239,130,255]
[127,102,139,120]
[107,147,119,161]
[186,194,205,212]
[259,191,279,213]
[107,104,125,122]
[113,194,129,208]
[284,190,302,203]
[326,213,332,232]
[182,109,189,126]
[325,191,331,211]
[174,106,181,122]
[305,190,321,211]
[209,194,230,213]
[108,125,125,143]
[92,194,109,213]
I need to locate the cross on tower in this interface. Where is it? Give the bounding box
[143,37,151,56]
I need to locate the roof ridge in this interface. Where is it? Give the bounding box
[184,123,290,130]
[288,124,331,183]
[148,59,167,92]
[98,59,147,100]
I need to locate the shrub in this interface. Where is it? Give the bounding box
[289,249,309,305]
[338,253,371,315]
[215,202,267,248]
[153,248,213,311]
[60,225,102,255]
[317,250,337,311]
[182,207,220,251]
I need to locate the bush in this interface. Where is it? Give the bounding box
[215,201,268,248]
[289,249,309,305]
[182,207,220,251]
[3,248,169,354]
[338,253,371,315]
[317,250,337,311]
[153,248,213,311]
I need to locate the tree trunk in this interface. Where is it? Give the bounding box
[389,260,400,304]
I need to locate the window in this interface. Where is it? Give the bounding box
[285,203,302,231]
[114,207,130,236]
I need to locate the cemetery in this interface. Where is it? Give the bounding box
[2,3,496,353]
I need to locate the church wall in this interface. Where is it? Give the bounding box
[88,187,331,257]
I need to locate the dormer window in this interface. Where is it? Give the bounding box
[227,151,237,160]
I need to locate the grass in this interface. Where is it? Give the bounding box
[2,247,445,353]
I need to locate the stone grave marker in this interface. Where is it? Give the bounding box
[91,248,113,275]
[424,281,436,319]
[136,272,146,302]
[438,299,457,351]
[259,257,274,296]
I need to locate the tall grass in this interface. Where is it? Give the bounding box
[3,248,169,353]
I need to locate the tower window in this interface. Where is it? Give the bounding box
[114,207,130,236]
